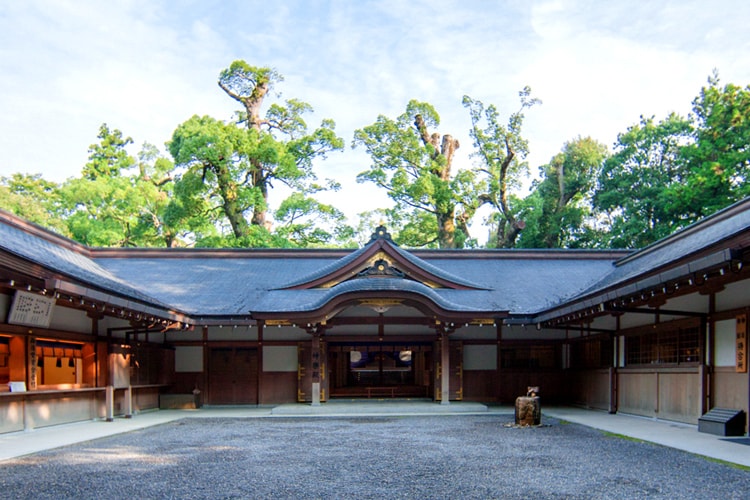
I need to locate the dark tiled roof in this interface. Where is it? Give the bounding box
[580,198,750,297]
[3,197,750,320]
[275,232,485,290]
[253,278,481,313]
[0,215,172,309]
[92,252,617,316]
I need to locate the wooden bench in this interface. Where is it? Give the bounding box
[366,386,396,398]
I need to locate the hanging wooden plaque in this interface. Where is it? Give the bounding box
[737,314,747,373]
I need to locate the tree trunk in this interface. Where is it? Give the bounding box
[215,165,250,239]
[438,213,456,249]
[250,168,268,228]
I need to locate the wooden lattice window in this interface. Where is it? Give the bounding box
[625,324,701,366]
[570,337,613,369]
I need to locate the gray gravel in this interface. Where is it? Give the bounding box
[1,415,748,499]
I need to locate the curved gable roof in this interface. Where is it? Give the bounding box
[276,226,486,290]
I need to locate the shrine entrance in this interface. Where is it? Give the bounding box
[328,342,433,399]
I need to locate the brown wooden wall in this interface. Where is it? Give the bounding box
[496,369,566,404]
[463,370,498,401]
[617,368,701,423]
[261,372,297,404]
[712,367,749,433]
[567,369,611,411]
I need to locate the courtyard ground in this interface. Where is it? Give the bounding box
[1,413,748,499]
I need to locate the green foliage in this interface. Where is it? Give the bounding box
[165,61,347,246]
[0,173,66,233]
[354,100,466,248]
[5,68,750,252]
[194,225,293,248]
[273,192,354,247]
[518,137,608,248]
[81,124,135,179]
[676,73,750,217]
[59,127,177,247]
[594,114,692,248]
[464,88,540,248]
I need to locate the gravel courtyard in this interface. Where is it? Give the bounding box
[1,415,748,499]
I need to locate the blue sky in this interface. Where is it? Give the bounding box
[1,0,749,234]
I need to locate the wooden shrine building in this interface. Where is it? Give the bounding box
[1,198,749,435]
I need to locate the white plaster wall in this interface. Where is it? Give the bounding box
[664,292,710,314]
[263,327,314,341]
[501,326,567,340]
[167,330,203,342]
[716,280,750,311]
[714,319,736,367]
[208,326,257,341]
[463,344,497,370]
[263,346,298,372]
[111,353,130,388]
[452,327,497,340]
[48,305,90,333]
[175,346,203,372]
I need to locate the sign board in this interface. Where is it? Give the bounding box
[737,314,747,373]
[7,290,55,328]
[8,381,27,393]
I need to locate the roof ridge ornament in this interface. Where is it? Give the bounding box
[356,258,405,279]
[370,225,393,242]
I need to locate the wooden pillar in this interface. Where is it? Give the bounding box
[610,330,618,414]
[202,326,208,403]
[496,322,503,403]
[257,322,264,405]
[440,333,450,405]
[124,386,133,418]
[105,385,114,422]
[701,295,713,415]
[311,333,321,406]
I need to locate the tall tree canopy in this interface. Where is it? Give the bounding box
[169,61,346,247]
[593,73,750,248]
[676,73,750,217]
[353,100,472,248]
[213,60,345,229]
[594,113,692,248]
[60,124,176,247]
[518,136,608,248]
[463,88,540,248]
[3,69,750,252]
[0,173,64,232]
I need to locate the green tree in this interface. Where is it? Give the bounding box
[273,192,354,247]
[518,137,608,248]
[216,60,345,228]
[463,88,540,248]
[0,173,65,233]
[81,124,135,179]
[353,100,472,248]
[61,125,176,247]
[676,73,750,217]
[594,113,693,248]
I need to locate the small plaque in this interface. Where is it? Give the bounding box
[7,290,55,328]
[737,314,747,373]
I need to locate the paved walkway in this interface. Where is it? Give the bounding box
[1,402,748,467]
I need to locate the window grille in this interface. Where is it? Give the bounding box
[625,325,701,366]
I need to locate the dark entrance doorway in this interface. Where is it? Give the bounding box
[207,347,258,404]
[328,342,432,398]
